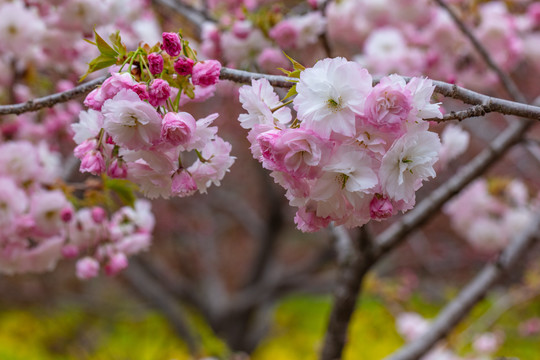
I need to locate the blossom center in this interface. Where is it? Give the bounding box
[327,97,343,112]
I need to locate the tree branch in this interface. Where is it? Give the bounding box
[320,225,375,360]
[384,216,540,360]
[433,0,526,103]
[1,68,539,123]
[372,118,533,261]
[0,76,107,115]
[152,0,213,38]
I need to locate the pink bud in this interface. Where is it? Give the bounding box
[232,21,251,39]
[174,57,195,76]
[91,207,107,224]
[61,245,79,258]
[161,112,196,146]
[192,60,221,87]
[131,83,149,101]
[171,170,197,197]
[104,253,128,276]
[161,32,182,57]
[60,207,73,222]
[74,139,97,159]
[148,78,171,107]
[107,158,128,178]
[370,195,393,220]
[147,53,164,75]
[76,257,100,279]
[80,150,105,175]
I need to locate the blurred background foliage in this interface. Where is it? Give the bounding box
[1,280,538,360]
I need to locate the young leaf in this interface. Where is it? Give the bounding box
[94,29,118,58]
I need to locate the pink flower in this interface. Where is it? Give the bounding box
[102,89,162,150]
[76,256,100,279]
[30,190,71,238]
[80,150,105,175]
[131,83,149,101]
[107,158,128,179]
[91,207,107,224]
[269,20,298,49]
[61,245,79,258]
[161,32,182,57]
[192,60,221,87]
[369,195,393,220]
[147,53,164,75]
[174,57,195,76]
[161,112,197,147]
[294,206,331,232]
[257,128,331,179]
[171,170,198,197]
[105,252,128,276]
[364,76,412,132]
[148,78,171,107]
[74,139,97,159]
[60,207,73,222]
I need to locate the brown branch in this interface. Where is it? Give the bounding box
[0,76,108,115]
[320,225,375,360]
[385,216,540,360]
[1,67,539,123]
[372,118,533,261]
[433,0,526,103]
[152,0,213,38]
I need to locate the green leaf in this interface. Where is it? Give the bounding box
[80,54,117,81]
[282,84,297,100]
[94,28,118,58]
[109,31,126,57]
[104,177,138,207]
[283,52,305,72]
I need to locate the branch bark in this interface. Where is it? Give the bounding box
[433,0,526,103]
[385,216,540,360]
[320,225,375,360]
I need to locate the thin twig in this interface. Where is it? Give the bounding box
[384,216,540,360]
[433,0,526,103]
[320,225,375,360]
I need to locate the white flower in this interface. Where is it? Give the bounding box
[238,78,291,129]
[405,77,442,119]
[294,57,372,138]
[72,109,104,144]
[102,89,162,150]
[380,128,441,203]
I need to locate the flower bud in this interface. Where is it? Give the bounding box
[147,53,164,75]
[61,244,79,258]
[107,158,128,178]
[76,257,100,279]
[161,112,196,146]
[91,207,107,224]
[60,207,73,222]
[105,252,128,276]
[171,170,197,197]
[192,60,221,87]
[174,57,194,76]
[148,78,171,107]
[370,195,393,220]
[80,150,105,175]
[161,32,182,57]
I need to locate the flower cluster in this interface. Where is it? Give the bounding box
[238,57,442,232]
[0,140,155,278]
[444,178,538,253]
[0,0,161,143]
[72,32,235,199]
